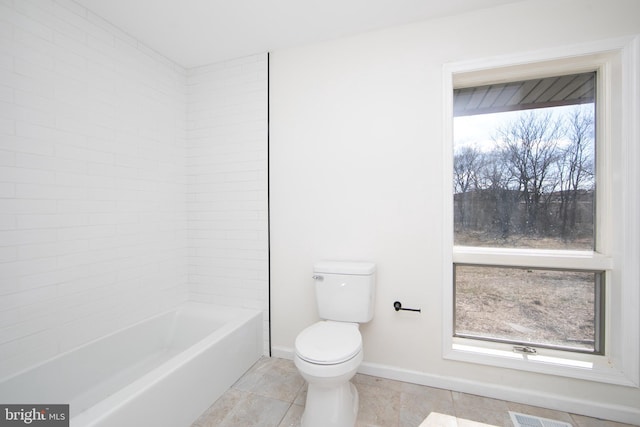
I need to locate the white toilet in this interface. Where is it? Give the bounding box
[294,261,376,427]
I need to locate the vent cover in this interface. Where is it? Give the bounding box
[509,411,573,427]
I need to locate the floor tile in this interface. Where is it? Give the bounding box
[452,392,510,413]
[293,383,307,406]
[218,392,291,427]
[234,357,305,402]
[191,357,639,427]
[354,373,406,392]
[278,404,304,427]
[191,388,246,427]
[454,406,512,427]
[354,377,402,426]
[400,386,456,427]
[571,414,639,427]
[450,392,511,426]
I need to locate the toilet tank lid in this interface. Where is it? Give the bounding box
[314,261,376,275]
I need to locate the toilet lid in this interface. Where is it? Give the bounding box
[295,321,362,365]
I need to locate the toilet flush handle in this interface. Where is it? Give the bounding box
[312,275,324,281]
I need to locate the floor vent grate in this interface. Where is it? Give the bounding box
[509,411,573,427]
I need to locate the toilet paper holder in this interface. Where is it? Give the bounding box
[393,301,421,313]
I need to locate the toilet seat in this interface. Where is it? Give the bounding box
[295,321,362,365]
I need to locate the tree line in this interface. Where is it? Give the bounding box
[454,106,594,245]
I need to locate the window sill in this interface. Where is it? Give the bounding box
[445,338,637,387]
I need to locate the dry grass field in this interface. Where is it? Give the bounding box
[454,234,598,351]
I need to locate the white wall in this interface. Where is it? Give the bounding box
[0,0,188,377]
[269,0,640,422]
[186,55,269,353]
[0,0,270,378]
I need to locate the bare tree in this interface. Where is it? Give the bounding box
[453,146,483,231]
[453,145,482,193]
[557,106,595,240]
[494,111,564,235]
[454,105,595,247]
[479,150,519,238]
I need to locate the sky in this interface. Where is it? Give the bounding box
[453,103,594,152]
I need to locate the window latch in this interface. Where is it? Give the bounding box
[513,345,537,355]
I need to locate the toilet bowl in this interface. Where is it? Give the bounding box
[294,321,363,427]
[294,261,375,427]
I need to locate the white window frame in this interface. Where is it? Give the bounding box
[442,36,640,387]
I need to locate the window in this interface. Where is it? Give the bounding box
[442,37,640,386]
[454,265,604,353]
[452,72,605,355]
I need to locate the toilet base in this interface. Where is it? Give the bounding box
[301,380,358,427]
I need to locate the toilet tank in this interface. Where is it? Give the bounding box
[313,261,376,323]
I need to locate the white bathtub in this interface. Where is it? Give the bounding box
[0,303,263,427]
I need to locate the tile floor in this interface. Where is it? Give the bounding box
[191,357,638,427]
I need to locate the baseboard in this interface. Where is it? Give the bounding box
[270,346,640,425]
[271,345,295,360]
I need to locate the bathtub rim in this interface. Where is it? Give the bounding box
[67,302,263,426]
[0,302,261,384]
[0,302,264,425]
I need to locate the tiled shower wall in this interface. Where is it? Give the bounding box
[0,0,269,376]
[186,57,269,353]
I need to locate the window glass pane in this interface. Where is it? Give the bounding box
[453,73,596,250]
[454,265,602,352]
